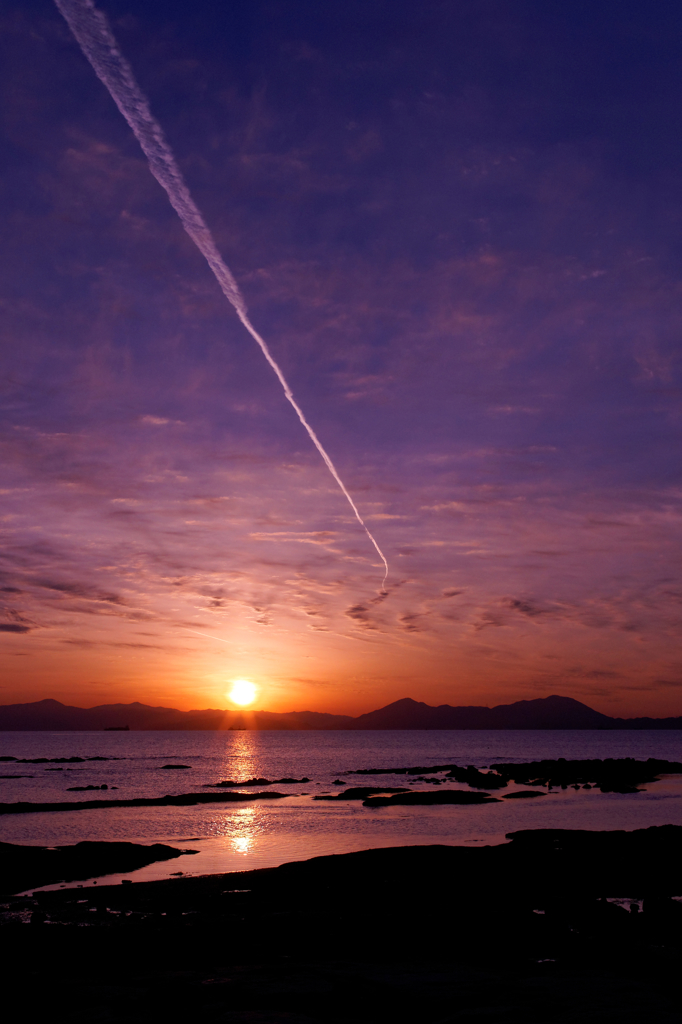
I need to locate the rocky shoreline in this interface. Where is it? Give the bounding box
[0,839,197,894]
[2,827,682,1022]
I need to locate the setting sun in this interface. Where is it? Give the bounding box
[228,679,257,706]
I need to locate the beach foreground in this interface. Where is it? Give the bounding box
[3,827,682,1023]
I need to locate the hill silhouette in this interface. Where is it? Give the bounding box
[0,694,680,730]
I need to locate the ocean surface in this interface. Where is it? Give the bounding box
[2,730,681,890]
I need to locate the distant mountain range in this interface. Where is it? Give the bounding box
[0,694,680,730]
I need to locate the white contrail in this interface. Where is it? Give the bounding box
[182,628,231,645]
[54,0,389,591]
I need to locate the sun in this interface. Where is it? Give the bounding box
[228,679,257,706]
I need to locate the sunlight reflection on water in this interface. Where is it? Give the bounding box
[3,730,681,888]
[226,806,258,855]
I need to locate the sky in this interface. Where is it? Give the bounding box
[1,0,682,717]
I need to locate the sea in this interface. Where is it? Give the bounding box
[2,730,681,891]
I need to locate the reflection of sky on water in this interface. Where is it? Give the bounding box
[13,776,682,893]
[217,732,260,783]
[228,806,256,855]
[3,732,681,887]
[209,804,264,858]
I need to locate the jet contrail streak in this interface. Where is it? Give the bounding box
[182,629,231,645]
[54,0,388,590]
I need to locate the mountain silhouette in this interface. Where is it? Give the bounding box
[346,695,612,730]
[0,694,680,730]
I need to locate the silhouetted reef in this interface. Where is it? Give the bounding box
[348,763,508,788]
[348,757,682,793]
[490,757,682,793]
[204,777,310,787]
[2,693,682,730]
[0,790,289,816]
[363,789,500,806]
[0,755,120,763]
[5,824,682,926]
[2,758,679,815]
[502,789,545,798]
[0,840,196,894]
[2,827,682,1023]
[66,784,111,792]
[314,786,410,801]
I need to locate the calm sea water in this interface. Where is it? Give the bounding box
[2,730,681,889]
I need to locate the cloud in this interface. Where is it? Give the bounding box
[249,531,339,547]
[35,580,124,605]
[398,612,422,633]
[506,598,547,618]
[473,612,504,632]
[345,603,378,630]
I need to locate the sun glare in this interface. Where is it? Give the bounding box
[228,679,257,706]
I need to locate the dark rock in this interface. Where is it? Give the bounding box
[0,791,290,816]
[446,766,509,789]
[347,763,509,789]
[204,777,309,788]
[363,790,499,807]
[205,777,269,787]
[501,790,546,799]
[488,757,682,792]
[4,825,682,1024]
[347,756,682,794]
[0,840,198,894]
[314,787,410,801]
[0,756,121,764]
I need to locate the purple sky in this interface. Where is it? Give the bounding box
[1,0,682,715]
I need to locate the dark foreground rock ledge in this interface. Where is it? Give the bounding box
[0,840,197,893]
[2,827,681,1023]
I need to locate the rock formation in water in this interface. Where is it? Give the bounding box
[0,840,196,894]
